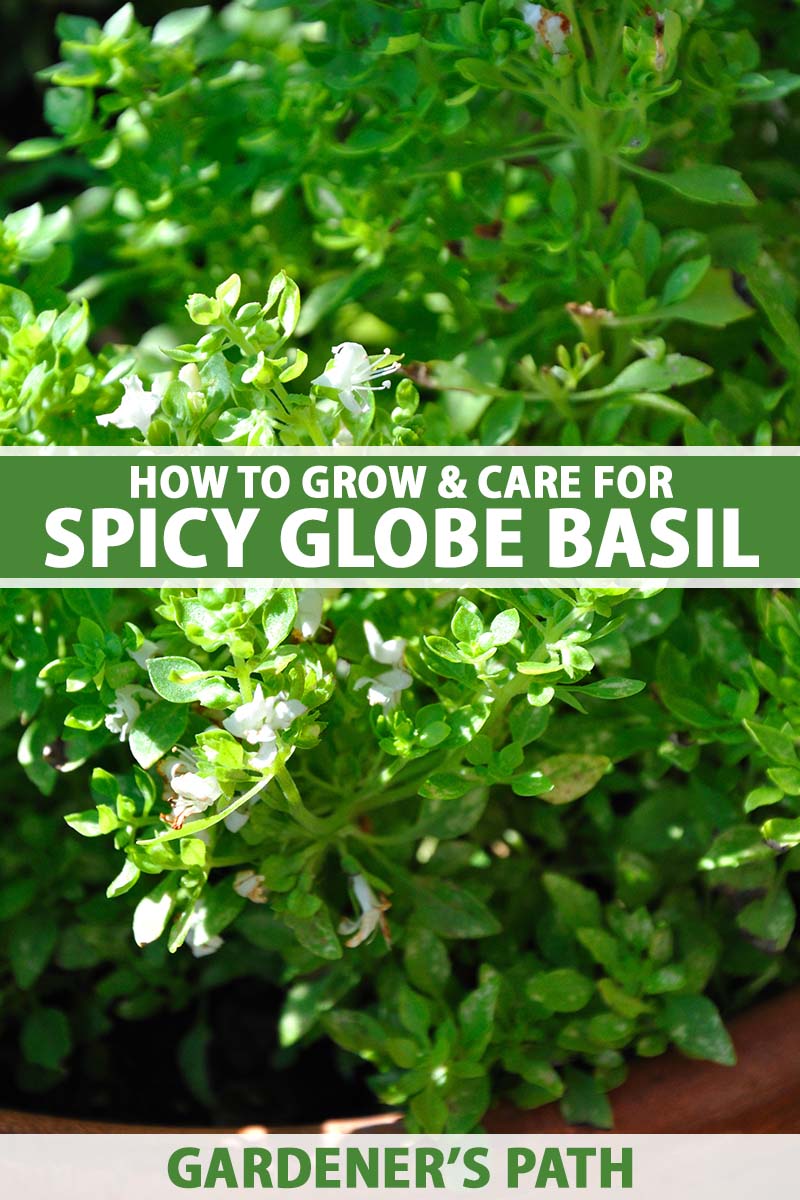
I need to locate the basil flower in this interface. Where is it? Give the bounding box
[184,900,223,958]
[522,3,571,58]
[96,374,161,437]
[355,667,412,711]
[223,686,307,769]
[354,620,412,709]
[162,753,223,830]
[295,589,325,639]
[312,342,400,416]
[338,874,391,948]
[233,870,267,904]
[363,619,406,667]
[104,684,149,742]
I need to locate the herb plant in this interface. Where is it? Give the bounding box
[0,0,799,1131]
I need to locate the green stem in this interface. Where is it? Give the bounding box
[276,765,337,837]
[233,656,253,702]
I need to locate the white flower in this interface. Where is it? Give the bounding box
[162,754,223,830]
[332,421,354,447]
[295,589,325,639]
[223,687,306,768]
[178,362,203,392]
[224,808,250,834]
[312,342,400,416]
[96,374,161,437]
[354,620,411,709]
[522,4,571,57]
[233,870,267,904]
[128,638,161,670]
[184,900,223,958]
[338,874,391,949]
[294,588,340,640]
[249,740,279,770]
[363,619,405,667]
[104,685,146,742]
[355,667,412,710]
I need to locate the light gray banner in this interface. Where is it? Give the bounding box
[0,1133,796,1198]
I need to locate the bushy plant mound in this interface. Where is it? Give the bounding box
[3,583,800,1128]
[1,0,800,1130]
[1,0,800,447]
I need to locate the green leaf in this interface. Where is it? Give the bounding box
[604,354,712,395]
[739,69,800,103]
[489,609,520,645]
[21,1008,71,1071]
[285,905,342,960]
[419,772,472,801]
[526,968,594,1013]
[152,5,210,45]
[534,754,610,804]
[660,995,736,1066]
[418,786,488,839]
[543,873,602,929]
[129,701,187,769]
[263,589,298,649]
[147,656,237,706]
[64,809,105,837]
[744,719,798,765]
[324,1010,384,1056]
[661,256,711,306]
[763,817,800,847]
[459,972,500,1057]
[452,599,483,643]
[560,1068,613,1129]
[744,786,783,814]
[746,263,800,361]
[413,879,501,938]
[106,858,141,898]
[736,888,795,953]
[511,769,553,798]
[632,162,756,207]
[579,677,645,700]
[660,268,753,328]
[7,138,62,162]
[404,927,450,995]
[9,913,58,989]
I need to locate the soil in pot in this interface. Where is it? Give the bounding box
[0,975,377,1127]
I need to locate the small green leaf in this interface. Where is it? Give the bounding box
[634,162,757,207]
[534,754,610,804]
[527,968,594,1013]
[129,701,187,769]
[413,880,501,939]
[579,678,645,700]
[736,888,795,953]
[604,354,712,395]
[9,913,58,989]
[660,995,736,1066]
[152,5,210,45]
[106,858,140,899]
[744,719,798,765]
[543,873,602,929]
[21,1008,71,1071]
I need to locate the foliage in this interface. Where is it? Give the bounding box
[1,0,800,1131]
[1,0,800,446]
[2,582,800,1129]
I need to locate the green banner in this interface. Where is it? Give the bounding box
[0,449,794,583]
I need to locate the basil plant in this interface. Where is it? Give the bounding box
[0,0,799,1132]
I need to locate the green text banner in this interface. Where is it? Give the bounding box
[0,448,795,585]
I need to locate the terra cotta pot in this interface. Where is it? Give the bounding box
[2,988,799,1135]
